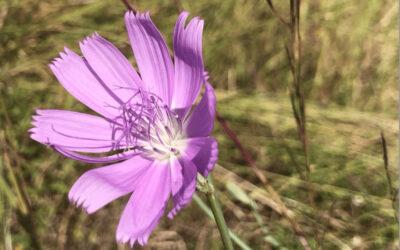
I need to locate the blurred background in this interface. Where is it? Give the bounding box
[0,0,398,249]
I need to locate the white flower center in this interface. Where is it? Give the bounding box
[110,89,186,161]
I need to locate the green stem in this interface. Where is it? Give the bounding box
[206,177,234,250]
[192,194,251,250]
[196,175,234,250]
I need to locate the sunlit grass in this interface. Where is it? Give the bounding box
[0,0,398,249]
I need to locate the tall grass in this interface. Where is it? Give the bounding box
[0,0,398,249]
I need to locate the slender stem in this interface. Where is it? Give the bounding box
[265,0,290,27]
[380,131,398,223]
[173,0,183,12]
[0,133,28,215]
[192,193,251,250]
[206,177,233,250]
[215,112,311,250]
[196,175,234,250]
[121,0,136,11]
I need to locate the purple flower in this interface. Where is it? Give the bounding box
[29,11,217,247]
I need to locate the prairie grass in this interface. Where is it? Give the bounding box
[0,0,398,249]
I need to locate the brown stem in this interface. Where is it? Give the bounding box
[265,0,291,27]
[121,0,137,11]
[216,112,259,177]
[295,0,308,171]
[282,0,309,176]
[380,131,398,223]
[173,0,183,12]
[216,111,311,250]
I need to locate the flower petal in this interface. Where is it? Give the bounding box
[49,47,121,118]
[29,109,115,153]
[182,137,218,177]
[167,137,218,218]
[171,11,204,117]
[116,160,171,246]
[68,156,152,214]
[79,33,143,103]
[169,157,183,197]
[124,11,174,106]
[184,82,216,138]
[167,155,197,219]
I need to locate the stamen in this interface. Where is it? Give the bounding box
[108,89,184,159]
[52,145,139,164]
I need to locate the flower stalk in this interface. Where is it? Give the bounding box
[197,174,233,250]
[192,193,251,250]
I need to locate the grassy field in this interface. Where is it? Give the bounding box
[0,0,398,249]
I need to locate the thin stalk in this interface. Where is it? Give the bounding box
[3,202,12,250]
[380,131,398,223]
[265,0,290,27]
[0,133,28,215]
[0,91,41,250]
[266,0,314,209]
[216,112,311,250]
[121,0,136,11]
[0,93,31,209]
[295,0,309,173]
[192,193,251,250]
[173,0,183,12]
[196,174,234,250]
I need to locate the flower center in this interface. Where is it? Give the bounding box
[110,89,185,160]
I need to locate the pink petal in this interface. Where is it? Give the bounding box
[30,109,115,153]
[184,82,216,138]
[68,156,152,214]
[171,12,204,117]
[79,33,143,103]
[167,155,197,219]
[116,160,171,246]
[49,47,121,118]
[182,137,218,177]
[170,157,183,196]
[167,137,218,218]
[124,11,174,106]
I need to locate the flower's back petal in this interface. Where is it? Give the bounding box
[191,137,218,177]
[184,82,216,138]
[167,137,218,218]
[167,155,197,219]
[79,33,143,103]
[116,161,171,246]
[124,11,174,106]
[49,47,121,118]
[68,156,152,214]
[181,137,218,177]
[30,109,115,153]
[171,12,204,117]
